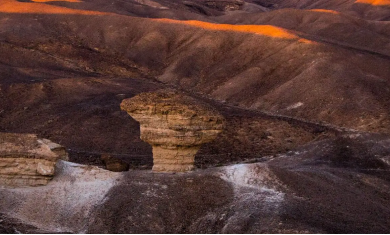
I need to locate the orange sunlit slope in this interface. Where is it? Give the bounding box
[0,0,310,43]
[310,9,340,14]
[0,0,106,14]
[155,18,311,42]
[32,0,82,2]
[355,0,390,6]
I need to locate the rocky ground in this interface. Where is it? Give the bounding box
[1,133,389,233]
[0,0,390,233]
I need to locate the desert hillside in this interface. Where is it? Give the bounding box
[0,0,390,233]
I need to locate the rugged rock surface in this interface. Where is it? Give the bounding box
[0,133,68,187]
[101,154,130,172]
[0,160,122,233]
[121,90,225,172]
[0,133,389,233]
[203,0,244,11]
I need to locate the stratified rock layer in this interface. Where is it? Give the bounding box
[0,133,68,187]
[121,90,224,172]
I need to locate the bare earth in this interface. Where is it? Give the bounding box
[0,0,390,233]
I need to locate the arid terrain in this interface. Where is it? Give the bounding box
[0,0,390,233]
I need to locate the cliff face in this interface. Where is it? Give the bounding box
[0,133,68,187]
[121,90,225,172]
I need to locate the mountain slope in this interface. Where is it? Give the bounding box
[0,0,389,158]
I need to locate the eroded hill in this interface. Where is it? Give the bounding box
[0,1,390,232]
[1,0,390,139]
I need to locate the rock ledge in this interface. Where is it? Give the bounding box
[0,133,68,187]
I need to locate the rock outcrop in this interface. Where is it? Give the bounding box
[101,154,130,172]
[204,0,244,11]
[120,90,225,172]
[0,133,68,187]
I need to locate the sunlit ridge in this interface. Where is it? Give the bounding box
[32,0,82,2]
[155,18,311,43]
[0,0,107,15]
[355,0,390,6]
[310,9,340,14]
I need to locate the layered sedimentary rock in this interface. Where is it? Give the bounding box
[0,133,68,187]
[121,90,224,172]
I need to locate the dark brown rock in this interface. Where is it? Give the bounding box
[101,154,130,172]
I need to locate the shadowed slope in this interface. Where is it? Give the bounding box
[215,8,390,59]
[0,1,389,163]
[0,10,389,135]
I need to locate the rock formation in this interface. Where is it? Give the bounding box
[120,90,225,172]
[101,154,130,172]
[204,0,244,11]
[0,133,68,187]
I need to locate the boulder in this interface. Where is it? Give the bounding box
[0,133,68,187]
[101,154,130,172]
[120,90,224,172]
